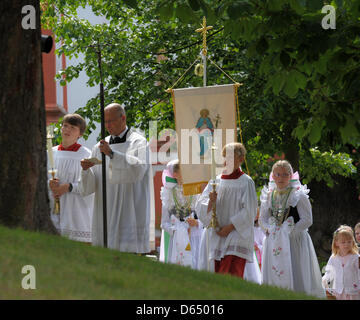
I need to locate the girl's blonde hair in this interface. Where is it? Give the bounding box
[271,160,293,176]
[332,225,359,255]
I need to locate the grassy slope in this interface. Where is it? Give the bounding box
[0,225,316,300]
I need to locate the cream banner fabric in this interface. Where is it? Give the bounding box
[172,84,237,195]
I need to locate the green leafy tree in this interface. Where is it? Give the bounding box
[152,0,360,179]
[41,0,360,257]
[152,0,360,257]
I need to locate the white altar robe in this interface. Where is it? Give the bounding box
[195,173,258,268]
[49,146,93,243]
[79,128,153,253]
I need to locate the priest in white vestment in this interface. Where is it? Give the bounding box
[79,103,152,253]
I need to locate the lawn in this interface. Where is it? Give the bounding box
[0,225,316,300]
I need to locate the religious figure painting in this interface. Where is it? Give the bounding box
[195,108,214,157]
[171,84,238,195]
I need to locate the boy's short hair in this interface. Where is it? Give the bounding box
[222,142,246,159]
[355,222,360,230]
[63,113,86,135]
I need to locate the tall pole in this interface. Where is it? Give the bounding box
[97,44,108,248]
[202,50,207,87]
[196,17,218,229]
[196,16,212,87]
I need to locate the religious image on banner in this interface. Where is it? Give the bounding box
[172,84,238,195]
[195,108,215,157]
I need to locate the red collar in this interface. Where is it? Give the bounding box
[58,143,81,152]
[221,168,244,180]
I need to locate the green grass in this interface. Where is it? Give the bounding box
[0,225,318,300]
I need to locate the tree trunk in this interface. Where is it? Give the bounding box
[308,176,360,260]
[283,126,300,172]
[0,0,56,232]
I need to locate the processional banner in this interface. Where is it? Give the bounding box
[172,84,238,195]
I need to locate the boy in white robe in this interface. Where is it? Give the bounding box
[196,142,258,278]
[48,114,93,243]
[79,103,153,253]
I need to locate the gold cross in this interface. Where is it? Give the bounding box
[195,16,213,56]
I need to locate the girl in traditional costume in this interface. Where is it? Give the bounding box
[322,225,360,300]
[48,114,93,243]
[259,160,325,297]
[159,160,203,269]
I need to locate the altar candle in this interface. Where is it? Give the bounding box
[47,127,55,169]
[211,143,216,181]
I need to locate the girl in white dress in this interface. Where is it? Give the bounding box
[322,225,360,300]
[159,160,203,269]
[259,160,325,298]
[48,114,93,243]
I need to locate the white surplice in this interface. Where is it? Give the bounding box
[196,173,258,270]
[79,128,153,253]
[49,146,93,243]
[259,182,326,298]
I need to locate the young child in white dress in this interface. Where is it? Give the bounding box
[322,225,360,300]
[259,160,325,297]
[159,160,203,269]
[48,114,93,243]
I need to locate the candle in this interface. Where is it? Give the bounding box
[211,142,216,181]
[47,127,55,170]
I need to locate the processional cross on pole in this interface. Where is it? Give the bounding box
[195,16,212,87]
[195,17,219,229]
[195,16,213,57]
